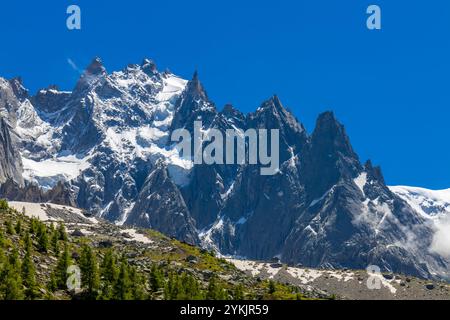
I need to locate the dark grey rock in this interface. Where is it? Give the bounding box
[71,229,85,237]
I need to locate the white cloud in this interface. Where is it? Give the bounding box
[430,216,450,258]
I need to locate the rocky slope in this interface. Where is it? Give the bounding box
[228,259,450,300]
[1,200,448,300]
[0,200,321,300]
[0,58,449,281]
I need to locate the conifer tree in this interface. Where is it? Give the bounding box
[37,223,49,253]
[9,246,21,271]
[30,218,39,235]
[79,245,100,299]
[0,227,5,248]
[57,223,68,241]
[99,249,118,300]
[180,273,202,300]
[206,276,227,300]
[15,219,22,235]
[47,271,58,293]
[233,284,245,300]
[22,232,38,299]
[55,245,72,290]
[0,247,24,300]
[1,260,24,300]
[268,280,276,294]
[0,244,4,264]
[5,220,15,235]
[129,266,145,300]
[51,228,60,255]
[101,249,118,283]
[149,264,164,293]
[164,272,196,300]
[113,257,132,300]
[163,272,175,300]
[0,199,8,210]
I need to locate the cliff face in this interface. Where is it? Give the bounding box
[0,117,23,186]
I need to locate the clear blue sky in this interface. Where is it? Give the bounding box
[0,0,449,189]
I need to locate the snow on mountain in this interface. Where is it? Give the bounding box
[8,201,96,224]
[390,186,450,259]
[390,186,450,218]
[14,59,189,192]
[22,155,91,190]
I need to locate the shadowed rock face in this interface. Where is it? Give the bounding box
[126,161,199,245]
[0,59,449,280]
[301,112,360,198]
[0,118,23,186]
[0,179,76,207]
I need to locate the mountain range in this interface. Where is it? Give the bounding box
[0,58,449,280]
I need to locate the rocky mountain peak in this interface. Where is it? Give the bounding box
[170,71,216,133]
[312,112,359,162]
[31,86,71,117]
[248,95,308,162]
[221,104,245,123]
[74,57,107,92]
[0,78,20,125]
[222,103,236,114]
[8,77,29,101]
[251,95,303,130]
[0,117,23,185]
[86,57,107,76]
[185,71,208,101]
[254,95,284,115]
[141,58,158,76]
[364,160,385,184]
[300,112,362,200]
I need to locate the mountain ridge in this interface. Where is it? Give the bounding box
[0,57,449,281]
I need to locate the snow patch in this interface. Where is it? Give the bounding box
[286,267,323,284]
[390,185,450,258]
[226,259,264,277]
[9,202,51,221]
[354,172,367,196]
[22,155,91,190]
[122,229,153,244]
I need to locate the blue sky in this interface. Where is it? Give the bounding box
[0,0,449,189]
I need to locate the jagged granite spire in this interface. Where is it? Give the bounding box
[0,117,23,185]
[185,71,208,100]
[300,111,362,200]
[220,103,246,128]
[141,58,158,76]
[85,57,107,76]
[170,71,216,133]
[249,95,308,163]
[126,160,199,245]
[74,57,107,92]
[8,77,29,102]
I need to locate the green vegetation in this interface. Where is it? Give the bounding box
[0,199,315,300]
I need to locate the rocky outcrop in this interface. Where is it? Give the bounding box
[126,161,199,245]
[0,117,23,185]
[0,179,76,206]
